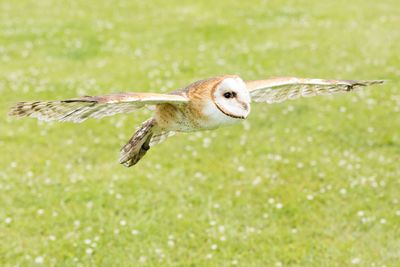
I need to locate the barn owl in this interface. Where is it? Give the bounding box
[9,75,383,167]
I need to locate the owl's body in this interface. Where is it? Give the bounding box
[9,74,383,167]
[155,75,245,132]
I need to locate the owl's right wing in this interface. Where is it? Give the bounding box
[246,77,384,104]
[9,92,189,123]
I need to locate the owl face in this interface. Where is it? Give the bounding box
[212,77,251,119]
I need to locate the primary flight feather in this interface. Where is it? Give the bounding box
[9,75,384,167]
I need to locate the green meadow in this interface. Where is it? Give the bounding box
[1,0,399,266]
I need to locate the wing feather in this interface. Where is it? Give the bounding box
[246,77,384,104]
[9,92,188,123]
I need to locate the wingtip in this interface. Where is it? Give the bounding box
[8,102,27,117]
[348,79,386,87]
[365,80,386,85]
[118,157,137,167]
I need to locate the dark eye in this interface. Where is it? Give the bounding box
[223,92,236,98]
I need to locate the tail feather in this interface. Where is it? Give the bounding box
[119,118,157,167]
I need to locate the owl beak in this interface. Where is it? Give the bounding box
[242,103,250,119]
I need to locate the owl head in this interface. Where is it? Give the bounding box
[212,77,251,119]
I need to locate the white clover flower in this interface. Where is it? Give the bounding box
[86,248,93,255]
[131,229,140,235]
[351,257,361,265]
[34,256,44,264]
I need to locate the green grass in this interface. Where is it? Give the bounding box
[1,0,400,266]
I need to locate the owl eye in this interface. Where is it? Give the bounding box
[223,92,236,99]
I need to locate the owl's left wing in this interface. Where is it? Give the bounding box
[246,77,384,104]
[9,92,188,123]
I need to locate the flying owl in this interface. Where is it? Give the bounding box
[9,75,383,167]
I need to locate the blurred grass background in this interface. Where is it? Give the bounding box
[1,0,399,266]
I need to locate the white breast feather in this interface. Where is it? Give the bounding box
[201,99,239,129]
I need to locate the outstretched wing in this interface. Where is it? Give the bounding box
[246,77,384,104]
[9,92,188,123]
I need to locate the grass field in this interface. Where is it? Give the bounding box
[1,0,400,266]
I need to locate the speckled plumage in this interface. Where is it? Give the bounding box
[9,75,384,167]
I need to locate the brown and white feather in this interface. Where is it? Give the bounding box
[9,92,188,123]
